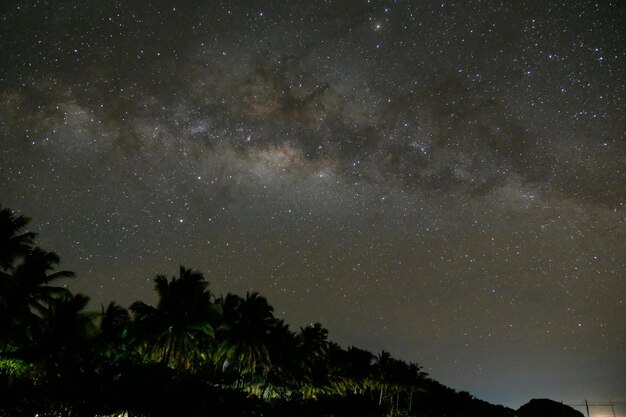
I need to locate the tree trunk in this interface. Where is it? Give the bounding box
[260,376,270,399]
[379,385,384,406]
[163,332,175,366]
[236,361,243,389]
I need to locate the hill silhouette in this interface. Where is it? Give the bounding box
[518,398,585,417]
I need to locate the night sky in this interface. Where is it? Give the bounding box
[1,0,624,414]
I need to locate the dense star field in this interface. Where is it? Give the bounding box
[1,0,624,413]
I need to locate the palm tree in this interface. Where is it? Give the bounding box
[373,352,428,414]
[327,345,375,395]
[130,266,216,370]
[0,206,36,271]
[97,302,132,362]
[299,323,329,366]
[0,206,35,346]
[214,291,276,385]
[297,323,329,397]
[263,319,302,398]
[27,291,96,377]
[374,350,392,406]
[405,361,428,413]
[0,248,74,351]
[325,343,374,396]
[10,248,74,314]
[100,302,130,336]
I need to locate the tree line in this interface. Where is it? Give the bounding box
[0,205,515,417]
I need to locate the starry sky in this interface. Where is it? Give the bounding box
[1,0,624,413]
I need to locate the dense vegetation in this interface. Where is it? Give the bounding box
[0,205,516,417]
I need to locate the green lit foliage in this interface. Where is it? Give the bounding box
[0,357,37,378]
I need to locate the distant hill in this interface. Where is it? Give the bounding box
[518,398,585,417]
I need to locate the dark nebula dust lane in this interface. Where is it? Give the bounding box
[1,0,624,412]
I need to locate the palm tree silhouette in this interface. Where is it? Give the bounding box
[100,302,131,336]
[0,206,36,271]
[130,266,216,370]
[263,319,301,397]
[1,206,38,346]
[1,248,74,351]
[374,350,392,405]
[27,291,96,378]
[373,351,428,413]
[299,323,329,366]
[10,248,74,314]
[298,323,329,397]
[325,343,375,395]
[97,301,132,362]
[214,291,276,385]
